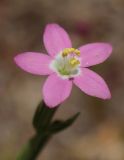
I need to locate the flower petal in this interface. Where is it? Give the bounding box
[43,74,72,108]
[43,23,72,57]
[73,68,111,99]
[14,52,53,75]
[79,43,112,67]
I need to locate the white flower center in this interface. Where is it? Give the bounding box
[50,48,81,79]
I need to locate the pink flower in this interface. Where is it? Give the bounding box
[14,23,112,108]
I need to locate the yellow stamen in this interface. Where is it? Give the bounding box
[70,48,75,52]
[69,58,80,67]
[75,49,80,56]
[62,48,80,57]
[62,50,68,57]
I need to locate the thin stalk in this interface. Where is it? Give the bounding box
[17,101,57,160]
[17,133,51,160]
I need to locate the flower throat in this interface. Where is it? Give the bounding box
[50,48,81,78]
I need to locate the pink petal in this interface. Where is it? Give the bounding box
[79,43,112,67]
[43,23,72,57]
[74,68,111,99]
[14,52,53,75]
[43,74,72,108]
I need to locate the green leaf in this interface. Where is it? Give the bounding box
[49,112,80,134]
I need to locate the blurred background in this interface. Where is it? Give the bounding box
[0,0,124,159]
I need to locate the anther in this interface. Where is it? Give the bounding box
[62,48,80,57]
[62,49,69,57]
[75,49,80,56]
[69,58,80,66]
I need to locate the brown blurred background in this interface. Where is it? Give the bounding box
[0,0,124,159]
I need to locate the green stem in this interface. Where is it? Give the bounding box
[16,101,79,160]
[17,101,57,160]
[17,133,51,160]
